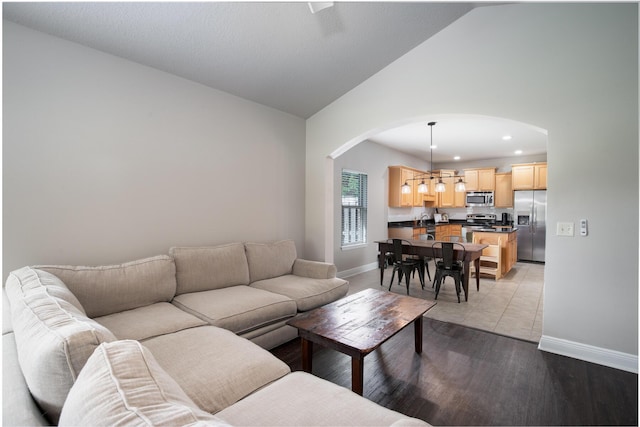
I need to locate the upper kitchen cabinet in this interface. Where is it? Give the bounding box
[388,166,436,208]
[511,163,547,190]
[494,172,513,207]
[434,170,465,208]
[464,168,496,191]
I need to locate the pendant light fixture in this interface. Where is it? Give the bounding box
[400,120,465,195]
[428,122,446,193]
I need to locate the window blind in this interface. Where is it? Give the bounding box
[341,170,368,247]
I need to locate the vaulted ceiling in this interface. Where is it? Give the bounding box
[4,2,546,161]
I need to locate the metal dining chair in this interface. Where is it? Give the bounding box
[431,241,466,303]
[388,239,425,295]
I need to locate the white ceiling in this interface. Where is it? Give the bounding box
[3,2,547,161]
[368,115,548,163]
[3,1,476,119]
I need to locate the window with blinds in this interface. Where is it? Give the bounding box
[341,169,368,247]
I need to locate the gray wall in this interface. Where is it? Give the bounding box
[3,21,306,277]
[307,4,638,368]
[332,140,428,274]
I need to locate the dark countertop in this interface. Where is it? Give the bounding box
[388,220,517,232]
[470,226,518,233]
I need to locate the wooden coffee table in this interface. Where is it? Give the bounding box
[287,288,436,395]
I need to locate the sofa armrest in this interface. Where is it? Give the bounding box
[292,259,337,279]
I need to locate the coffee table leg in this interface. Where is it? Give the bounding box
[352,356,364,395]
[414,316,423,354]
[301,338,313,373]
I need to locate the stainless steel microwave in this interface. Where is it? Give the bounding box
[466,191,494,207]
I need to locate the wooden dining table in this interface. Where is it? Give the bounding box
[376,239,488,301]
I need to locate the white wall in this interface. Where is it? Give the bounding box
[3,21,306,277]
[333,140,428,274]
[306,4,638,369]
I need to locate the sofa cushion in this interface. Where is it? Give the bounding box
[4,267,117,424]
[37,255,177,318]
[59,340,229,426]
[170,243,251,294]
[216,371,431,426]
[251,275,349,311]
[94,302,208,341]
[172,286,297,335]
[245,240,297,282]
[2,332,49,427]
[143,326,291,414]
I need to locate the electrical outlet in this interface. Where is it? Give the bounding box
[556,222,574,237]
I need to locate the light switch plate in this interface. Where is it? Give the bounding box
[557,222,574,236]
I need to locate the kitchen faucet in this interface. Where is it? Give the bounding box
[419,213,429,226]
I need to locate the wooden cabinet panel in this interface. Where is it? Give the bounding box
[464,170,479,191]
[388,166,436,208]
[412,227,427,240]
[512,163,547,190]
[472,231,517,275]
[494,172,513,207]
[512,164,535,189]
[435,170,456,208]
[401,168,414,207]
[464,168,496,191]
[534,164,547,189]
[478,169,496,191]
[435,224,462,241]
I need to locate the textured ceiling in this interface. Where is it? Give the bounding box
[3,1,476,119]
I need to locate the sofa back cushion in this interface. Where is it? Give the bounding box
[59,340,229,427]
[170,243,250,294]
[37,255,177,318]
[5,267,117,424]
[245,240,297,282]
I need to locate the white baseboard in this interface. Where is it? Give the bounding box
[337,262,378,279]
[538,335,638,373]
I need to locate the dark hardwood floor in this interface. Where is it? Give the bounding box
[271,318,637,426]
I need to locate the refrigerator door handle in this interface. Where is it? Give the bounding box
[531,206,534,234]
[530,205,535,234]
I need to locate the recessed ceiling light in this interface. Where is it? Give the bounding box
[503,135,512,141]
[514,150,523,155]
[454,156,461,160]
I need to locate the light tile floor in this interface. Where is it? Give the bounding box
[345,261,544,342]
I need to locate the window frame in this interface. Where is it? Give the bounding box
[340,169,368,249]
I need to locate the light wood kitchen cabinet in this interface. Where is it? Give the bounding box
[388,166,436,208]
[494,172,513,207]
[454,179,466,207]
[431,170,466,208]
[435,223,462,241]
[472,230,517,276]
[534,164,547,189]
[464,168,496,191]
[412,227,427,240]
[511,163,547,190]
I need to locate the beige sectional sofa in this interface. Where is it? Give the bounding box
[3,240,429,426]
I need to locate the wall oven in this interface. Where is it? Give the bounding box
[465,191,494,207]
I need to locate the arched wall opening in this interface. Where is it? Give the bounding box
[328,113,548,277]
[305,3,637,368]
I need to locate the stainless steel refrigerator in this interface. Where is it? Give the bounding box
[514,190,546,262]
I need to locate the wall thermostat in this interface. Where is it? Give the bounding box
[579,219,588,236]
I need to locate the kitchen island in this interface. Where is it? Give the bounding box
[471,228,518,276]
